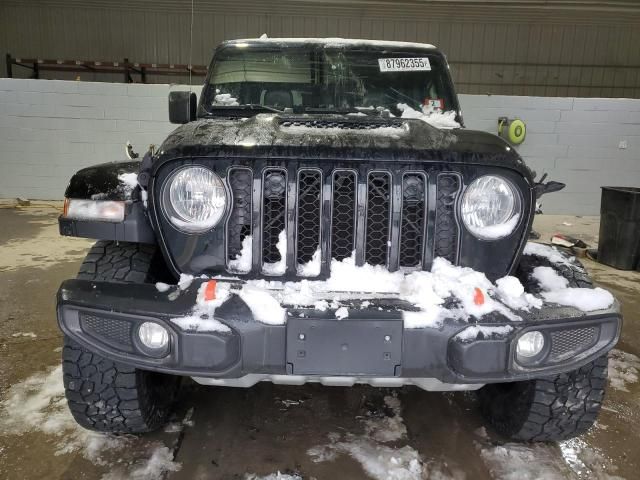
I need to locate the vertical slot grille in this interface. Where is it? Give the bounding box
[296,170,322,269]
[262,169,287,266]
[400,173,426,268]
[366,171,391,266]
[227,168,253,271]
[435,173,461,263]
[331,171,357,261]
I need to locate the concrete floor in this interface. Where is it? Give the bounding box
[1,204,639,480]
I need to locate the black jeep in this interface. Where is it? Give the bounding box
[57,38,620,442]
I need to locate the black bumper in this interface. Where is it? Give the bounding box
[56,278,622,384]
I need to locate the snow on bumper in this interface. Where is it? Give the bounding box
[56,276,621,386]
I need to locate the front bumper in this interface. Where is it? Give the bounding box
[56,278,621,388]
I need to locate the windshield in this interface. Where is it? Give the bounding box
[202,45,458,118]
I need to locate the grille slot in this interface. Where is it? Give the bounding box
[549,327,598,362]
[80,313,133,350]
[400,173,426,268]
[262,168,287,270]
[331,171,357,261]
[227,168,253,272]
[296,170,322,272]
[435,173,461,263]
[366,171,392,266]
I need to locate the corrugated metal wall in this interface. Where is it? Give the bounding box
[1,0,640,97]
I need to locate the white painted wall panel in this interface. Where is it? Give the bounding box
[1,79,639,214]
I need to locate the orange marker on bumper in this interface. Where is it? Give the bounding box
[204,280,217,301]
[473,287,485,306]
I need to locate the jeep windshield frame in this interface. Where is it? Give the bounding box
[199,42,460,119]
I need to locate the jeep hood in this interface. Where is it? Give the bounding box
[158,114,532,178]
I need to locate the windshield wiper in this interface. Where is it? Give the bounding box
[209,104,284,114]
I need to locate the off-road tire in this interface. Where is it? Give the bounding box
[63,337,179,433]
[77,240,169,283]
[478,355,607,441]
[63,240,178,433]
[480,245,607,441]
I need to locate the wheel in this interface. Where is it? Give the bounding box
[478,355,607,442]
[62,240,178,433]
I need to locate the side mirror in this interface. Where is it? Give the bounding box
[169,91,197,124]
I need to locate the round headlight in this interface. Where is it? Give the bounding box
[460,175,521,240]
[163,167,227,233]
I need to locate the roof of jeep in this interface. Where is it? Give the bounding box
[223,37,438,50]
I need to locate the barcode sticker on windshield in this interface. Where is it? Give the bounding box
[378,58,431,72]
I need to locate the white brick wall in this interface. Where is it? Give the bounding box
[1,79,639,214]
[459,94,640,214]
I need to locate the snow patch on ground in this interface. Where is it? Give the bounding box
[397,103,460,129]
[11,332,37,338]
[245,473,302,480]
[308,394,464,480]
[0,366,129,465]
[608,348,640,392]
[101,445,181,480]
[523,242,574,266]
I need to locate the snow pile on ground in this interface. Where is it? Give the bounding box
[11,332,37,338]
[0,366,184,478]
[397,103,460,129]
[0,366,128,465]
[608,348,640,392]
[170,281,232,333]
[475,426,621,480]
[308,394,463,480]
[245,473,302,480]
[532,266,614,312]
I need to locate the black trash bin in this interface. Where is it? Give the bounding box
[598,186,640,270]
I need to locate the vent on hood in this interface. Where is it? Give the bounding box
[279,119,406,130]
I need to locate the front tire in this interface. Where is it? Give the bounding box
[63,240,178,433]
[478,355,608,442]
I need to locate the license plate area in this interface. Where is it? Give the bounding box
[286,318,403,376]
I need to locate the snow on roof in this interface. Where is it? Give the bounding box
[226,37,437,50]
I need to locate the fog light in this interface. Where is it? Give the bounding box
[138,322,169,350]
[517,331,545,359]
